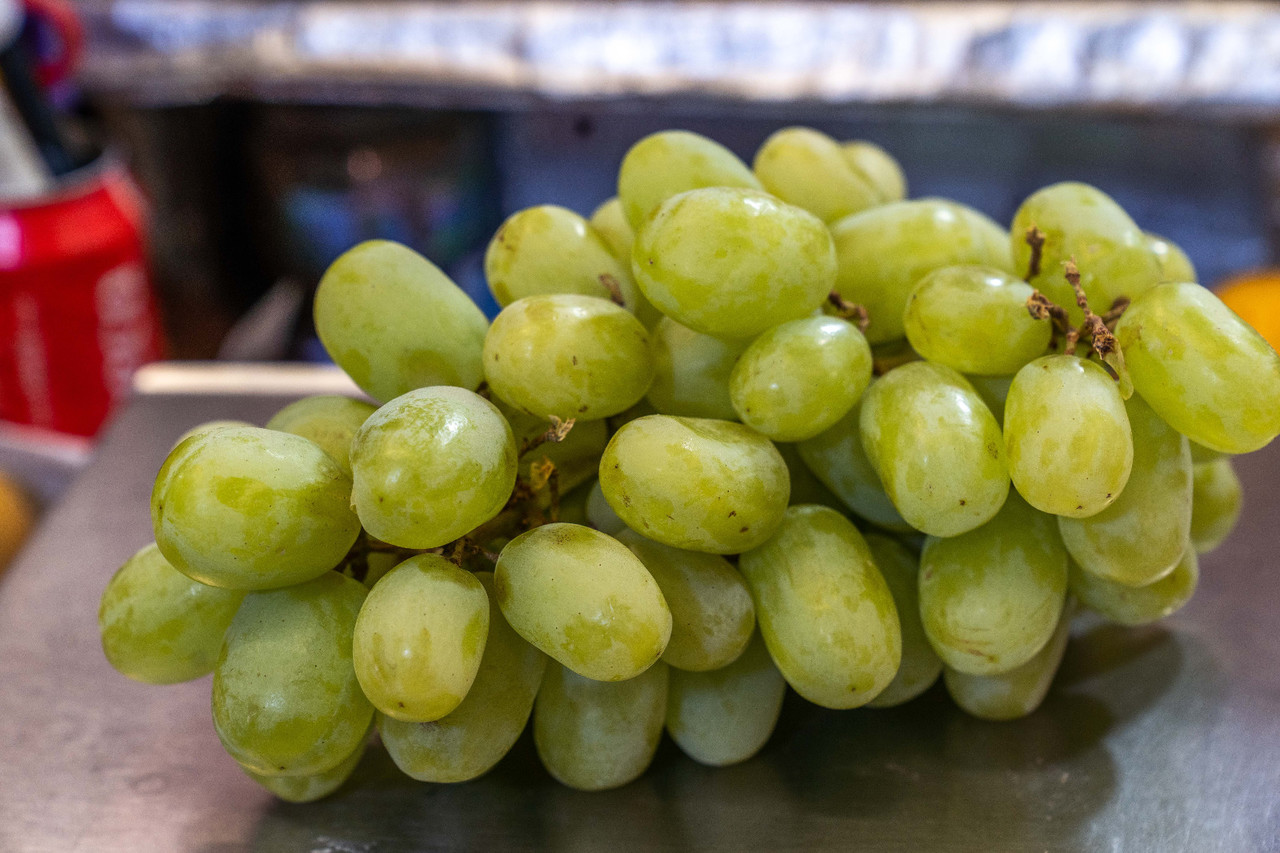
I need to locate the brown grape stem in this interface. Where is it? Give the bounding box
[600,274,627,307]
[1024,258,1130,381]
[826,290,871,334]
[1024,225,1046,281]
[519,416,575,457]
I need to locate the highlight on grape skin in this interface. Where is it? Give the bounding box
[94,125,1280,802]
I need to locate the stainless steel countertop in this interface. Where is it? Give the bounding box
[2,365,1278,852]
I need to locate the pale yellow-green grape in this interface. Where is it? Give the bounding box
[729,316,872,442]
[966,374,1014,424]
[903,266,1051,375]
[501,403,609,495]
[751,127,881,223]
[1011,183,1160,322]
[1058,395,1191,587]
[171,419,253,449]
[944,599,1075,721]
[1146,232,1197,283]
[99,543,245,684]
[615,529,755,671]
[775,442,845,511]
[350,386,517,549]
[1189,440,1224,466]
[358,551,400,590]
[212,572,372,776]
[863,534,941,708]
[379,572,547,783]
[245,721,371,803]
[1191,458,1243,553]
[738,505,901,708]
[265,395,376,477]
[795,398,911,531]
[314,240,488,402]
[534,660,669,791]
[647,317,747,420]
[599,415,790,553]
[608,397,660,433]
[617,130,761,228]
[585,479,627,535]
[483,205,656,325]
[589,197,636,261]
[840,140,908,203]
[919,493,1068,675]
[631,187,836,340]
[494,523,671,681]
[1115,281,1280,454]
[860,362,1009,537]
[484,294,654,422]
[556,480,592,527]
[1004,355,1133,518]
[1070,549,1198,626]
[151,427,361,590]
[665,631,785,766]
[830,199,1015,344]
[352,555,489,722]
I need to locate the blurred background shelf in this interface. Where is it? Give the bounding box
[76,1,1280,117]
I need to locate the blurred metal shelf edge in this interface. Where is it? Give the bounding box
[76,1,1280,117]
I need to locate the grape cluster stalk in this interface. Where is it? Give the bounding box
[99,128,1278,799]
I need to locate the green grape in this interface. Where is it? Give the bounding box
[1191,458,1243,554]
[795,398,911,531]
[617,129,761,228]
[556,480,593,527]
[586,478,628,535]
[599,415,790,553]
[484,294,654,422]
[314,240,488,402]
[729,315,872,442]
[484,205,656,325]
[357,550,400,589]
[352,555,489,722]
[1058,394,1192,587]
[615,528,755,671]
[1189,440,1224,466]
[944,599,1075,721]
[775,441,845,511]
[98,543,245,684]
[494,523,671,681]
[1145,232,1197,283]
[919,493,1068,676]
[863,534,941,708]
[172,419,253,449]
[534,660,669,792]
[751,127,881,223]
[1070,549,1198,626]
[151,427,361,590]
[631,187,836,340]
[1004,355,1133,518]
[966,374,1014,424]
[1010,183,1161,326]
[902,266,1051,375]
[738,505,901,709]
[666,631,785,766]
[244,721,371,803]
[647,317,748,420]
[589,197,636,261]
[860,362,1009,538]
[212,572,373,776]
[380,572,547,783]
[266,395,376,477]
[350,386,517,549]
[501,403,609,495]
[830,199,1015,344]
[608,397,660,433]
[840,140,907,203]
[1115,281,1280,454]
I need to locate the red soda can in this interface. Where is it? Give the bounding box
[0,159,166,436]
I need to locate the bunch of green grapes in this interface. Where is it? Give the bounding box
[99,127,1276,800]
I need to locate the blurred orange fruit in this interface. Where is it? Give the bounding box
[0,471,35,572]
[1215,271,1280,353]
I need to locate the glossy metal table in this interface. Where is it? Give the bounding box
[2,365,1277,852]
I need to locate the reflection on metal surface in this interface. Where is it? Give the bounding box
[131,361,362,396]
[77,1,1280,115]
